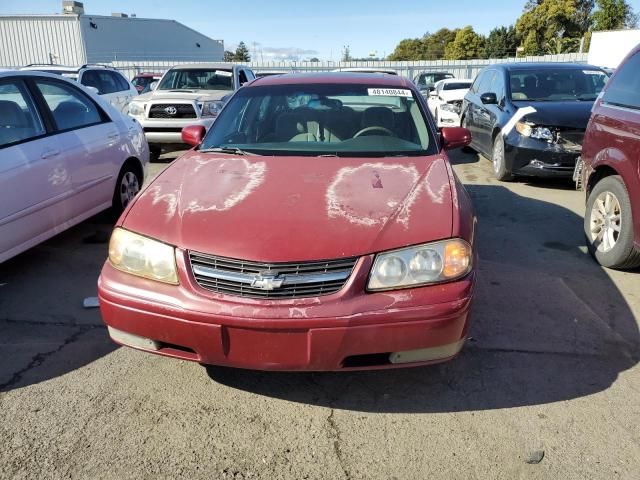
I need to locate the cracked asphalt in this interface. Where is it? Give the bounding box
[1,150,639,479]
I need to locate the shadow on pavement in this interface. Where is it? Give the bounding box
[207,183,639,413]
[0,211,117,392]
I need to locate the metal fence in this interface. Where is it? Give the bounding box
[5,53,589,81]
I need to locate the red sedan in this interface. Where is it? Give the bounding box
[98,73,477,371]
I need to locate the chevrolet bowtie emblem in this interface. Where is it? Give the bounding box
[251,273,284,290]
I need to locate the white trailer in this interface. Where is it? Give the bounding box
[588,30,640,69]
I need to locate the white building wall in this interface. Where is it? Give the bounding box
[0,15,86,67]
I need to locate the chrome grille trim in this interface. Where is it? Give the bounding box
[189,251,358,299]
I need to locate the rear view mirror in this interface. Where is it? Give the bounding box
[181,125,206,147]
[149,81,158,91]
[480,92,497,105]
[85,86,100,95]
[441,127,472,151]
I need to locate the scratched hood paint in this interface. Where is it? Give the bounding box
[123,152,454,262]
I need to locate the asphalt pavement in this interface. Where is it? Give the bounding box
[1,149,638,480]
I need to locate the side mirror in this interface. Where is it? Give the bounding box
[85,86,100,95]
[480,92,497,105]
[181,125,206,147]
[149,81,158,91]
[429,90,438,97]
[441,127,472,151]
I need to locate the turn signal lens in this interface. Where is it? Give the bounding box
[443,240,472,278]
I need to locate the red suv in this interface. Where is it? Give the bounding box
[581,45,640,269]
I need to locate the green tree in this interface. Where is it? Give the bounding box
[485,26,519,58]
[233,42,251,62]
[388,38,425,60]
[545,35,581,53]
[309,57,320,62]
[223,50,235,62]
[444,26,486,60]
[422,28,459,59]
[592,0,638,29]
[341,45,352,62]
[516,0,583,55]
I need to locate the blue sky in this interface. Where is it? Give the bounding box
[3,0,640,60]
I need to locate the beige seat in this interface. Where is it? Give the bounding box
[271,110,320,142]
[361,107,395,131]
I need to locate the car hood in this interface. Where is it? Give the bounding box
[137,89,232,103]
[440,89,469,102]
[514,100,594,129]
[123,153,455,262]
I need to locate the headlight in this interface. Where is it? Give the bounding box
[515,122,553,142]
[200,100,225,118]
[108,228,178,284]
[367,239,472,291]
[441,103,460,114]
[128,102,145,116]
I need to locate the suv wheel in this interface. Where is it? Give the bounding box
[585,175,640,269]
[491,135,513,181]
[112,163,142,214]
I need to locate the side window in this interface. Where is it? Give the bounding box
[110,71,130,92]
[97,71,119,94]
[491,72,505,100]
[477,70,496,94]
[0,79,46,148]
[602,53,640,109]
[238,70,248,86]
[35,80,106,131]
[81,70,102,93]
[245,69,256,81]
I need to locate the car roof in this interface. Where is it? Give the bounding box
[493,62,606,71]
[249,72,414,88]
[332,68,398,74]
[169,63,245,70]
[439,78,473,83]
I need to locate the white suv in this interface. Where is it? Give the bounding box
[0,70,149,263]
[126,63,255,158]
[20,64,138,113]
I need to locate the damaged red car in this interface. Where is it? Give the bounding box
[98,73,477,371]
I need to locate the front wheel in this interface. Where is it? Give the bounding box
[491,135,513,181]
[585,175,640,269]
[112,163,142,215]
[461,115,475,153]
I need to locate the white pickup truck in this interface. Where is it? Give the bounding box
[126,63,255,159]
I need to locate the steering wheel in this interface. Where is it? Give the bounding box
[353,126,396,138]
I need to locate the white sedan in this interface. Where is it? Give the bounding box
[0,70,149,263]
[427,79,473,128]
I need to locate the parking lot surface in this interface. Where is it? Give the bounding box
[1,150,638,480]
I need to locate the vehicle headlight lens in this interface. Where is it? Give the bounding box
[108,228,178,284]
[515,122,553,142]
[368,239,472,291]
[441,103,460,114]
[200,100,225,118]
[128,102,145,116]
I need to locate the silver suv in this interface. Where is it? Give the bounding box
[126,63,255,159]
[20,64,138,113]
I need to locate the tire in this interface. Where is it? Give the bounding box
[491,134,513,181]
[112,162,142,215]
[149,144,161,162]
[584,175,640,269]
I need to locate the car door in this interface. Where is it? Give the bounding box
[111,70,137,112]
[32,77,122,220]
[0,77,71,261]
[473,69,498,153]
[463,70,487,147]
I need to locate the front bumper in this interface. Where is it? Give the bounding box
[504,132,581,178]
[133,116,215,144]
[98,255,475,371]
[436,109,461,128]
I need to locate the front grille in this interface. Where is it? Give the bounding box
[189,251,358,299]
[148,103,197,119]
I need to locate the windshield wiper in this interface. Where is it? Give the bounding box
[199,146,254,156]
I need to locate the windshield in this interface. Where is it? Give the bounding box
[200,84,435,157]
[509,68,608,102]
[443,82,472,90]
[157,68,234,91]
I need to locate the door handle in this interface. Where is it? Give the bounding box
[41,149,60,159]
[108,132,120,140]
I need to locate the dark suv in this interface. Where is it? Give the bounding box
[461,63,608,181]
[581,46,640,269]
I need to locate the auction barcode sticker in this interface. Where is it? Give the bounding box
[367,88,413,97]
